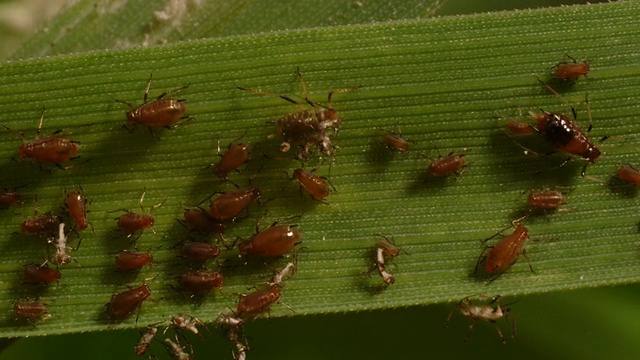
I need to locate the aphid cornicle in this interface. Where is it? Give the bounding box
[21,213,62,236]
[213,140,251,180]
[553,55,590,82]
[616,164,640,185]
[107,283,152,320]
[65,189,89,230]
[238,67,356,159]
[179,270,224,295]
[475,220,533,280]
[115,250,153,271]
[14,300,49,320]
[0,190,22,209]
[238,221,302,258]
[180,241,220,262]
[23,262,61,284]
[444,295,514,344]
[4,108,81,169]
[207,187,261,222]
[292,168,332,201]
[113,74,191,134]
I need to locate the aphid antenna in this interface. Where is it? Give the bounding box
[236,84,301,106]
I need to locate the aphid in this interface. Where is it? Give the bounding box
[370,235,403,287]
[23,262,61,284]
[65,188,89,230]
[180,241,220,263]
[113,74,191,134]
[505,120,534,135]
[379,125,410,152]
[114,190,162,238]
[135,323,161,357]
[164,337,193,360]
[52,223,73,265]
[21,213,62,236]
[444,294,514,344]
[212,140,251,180]
[236,286,281,320]
[237,220,302,258]
[170,314,205,335]
[475,220,533,280]
[527,189,566,210]
[179,207,226,236]
[553,55,590,82]
[115,250,153,271]
[107,283,152,320]
[428,149,467,177]
[14,300,49,320]
[292,168,332,201]
[0,190,22,209]
[616,164,640,185]
[207,187,261,222]
[533,107,600,176]
[238,67,355,159]
[4,108,81,169]
[179,270,224,295]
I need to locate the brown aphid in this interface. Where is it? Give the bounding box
[179,207,226,235]
[238,222,302,258]
[237,286,281,320]
[207,187,261,222]
[553,55,590,82]
[179,270,224,294]
[444,295,514,344]
[107,284,152,320]
[65,189,89,230]
[114,74,191,133]
[0,190,22,209]
[428,150,467,177]
[475,220,533,279]
[238,67,356,159]
[213,141,251,180]
[4,108,81,168]
[381,132,410,152]
[114,191,162,238]
[180,241,220,262]
[115,250,153,271]
[21,213,62,236]
[527,190,566,210]
[292,168,331,200]
[14,300,49,320]
[617,164,640,185]
[505,120,534,135]
[534,109,600,176]
[23,262,61,284]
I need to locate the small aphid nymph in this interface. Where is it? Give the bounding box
[23,262,61,284]
[428,149,467,177]
[14,300,49,321]
[527,189,566,210]
[180,241,220,263]
[553,55,590,82]
[21,213,62,237]
[444,294,515,344]
[107,283,152,320]
[475,219,533,280]
[212,140,251,180]
[65,188,89,231]
[114,190,162,238]
[505,120,534,135]
[616,164,640,185]
[236,286,282,320]
[115,250,153,271]
[292,168,332,201]
[179,270,224,295]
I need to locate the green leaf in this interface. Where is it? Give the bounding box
[0,0,638,353]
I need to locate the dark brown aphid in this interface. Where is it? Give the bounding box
[617,164,640,185]
[475,220,532,279]
[527,190,566,210]
[179,270,224,294]
[238,221,302,258]
[0,190,22,209]
[4,108,81,168]
[207,187,261,222]
[236,286,281,320]
[14,300,49,320]
[238,67,356,159]
[114,74,191,133]
[179,207,226,236]
[444,295,514,344]
[180,241,220,262]
[505,120,534,135]
[292,168,331,201]
[114,191,162,238]
[65,189,89,230]
[553,55,590,82]
[213,141,251,180]
[428,150,467,177]
[23,262,61,284]
[107,284,152,320]
[115,250,153,271]
[21,213,62,236]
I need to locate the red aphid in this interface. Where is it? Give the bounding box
[66,189,89,230]
[0,191,21,209]
[208,187,261,221]
[21,213,62,236]
[180,241,220,262]
[237,286,281,319]
[213,143,251,179]
[293,168,331,200]
[429,152,467,177]
[381,133,410,152]
[23,263,61,284]
[238,224,302,258]
[14,300,49,320]
[117,212,154,237]
[180,208,225,235]
[476,223,532,277]
[179,270,224,294]
[617,164,640,185]
[115,251,153,271]
[107,284,151,320]
[554,56,590,82]
[505,120,534,135]
[527,190,566,210]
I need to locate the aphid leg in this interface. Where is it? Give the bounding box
[490,320,507,345]
[236,85,300,105]
[521,249,535,273]
[464,319,479,342]
[474,246,491,274]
